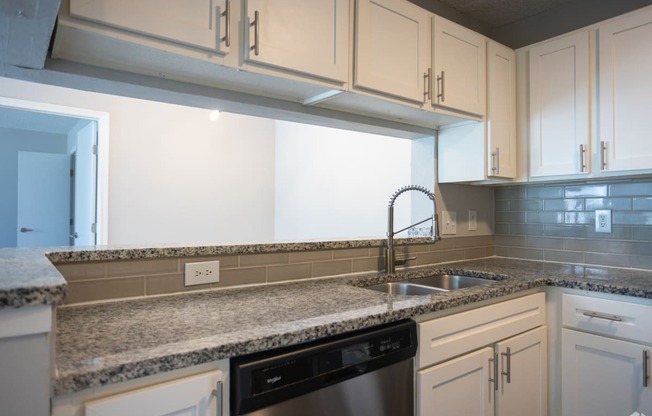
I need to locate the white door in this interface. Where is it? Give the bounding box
[496,326,547,416]
[85,370,223,416]
[598,7,652,172]
[72,121,97,246]
[432,16,486,116]
[244,0,349,82]
[487,41,516,179]
[17,152,70,247]
[70,0,230,54]
[562,329,652,416]
[354,0,431,103]
[417,347,494,416]
[529,31,590,178]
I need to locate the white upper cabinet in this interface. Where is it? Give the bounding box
[70,0,231,55]
[528,31,590,178]
[598,7,652,172]
[432,16,486,116]
[353,0,431,103]
[437,40,515,184]
[243,0,349,82]
[487,41,517,179]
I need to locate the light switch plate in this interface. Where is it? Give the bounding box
[468,210,477,231]
[442,211,457,235]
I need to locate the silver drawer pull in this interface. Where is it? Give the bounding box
[212,380,223,416]
[644,350,649,388]
[501,347,511,383]
[583,311,623,322]
[488,353,498,391]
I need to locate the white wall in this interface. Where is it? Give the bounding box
[274,121,412,241]
[0,127,67,247]
[0,77,276,245]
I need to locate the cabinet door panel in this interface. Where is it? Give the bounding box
[417,347,494,416]
[432,16,486,116]
[496,326,547,416]
[529,31,589,177]
[487,41,516,179]
[85,370,222,416]
[599,7,652,172]
[354,0,430,102]
[562,329,652,416]
[245,0,348,82]
[70,0,228,54]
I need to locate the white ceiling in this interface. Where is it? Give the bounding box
[0,107,83,135]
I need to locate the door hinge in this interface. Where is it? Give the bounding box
[91,223,96,233]
[70,169,75,177]
[92,144,97,155]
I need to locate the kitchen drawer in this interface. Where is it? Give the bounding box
[417,292,545,369]
[562,293,652,344]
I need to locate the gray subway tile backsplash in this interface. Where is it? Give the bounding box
[496,178,652,270]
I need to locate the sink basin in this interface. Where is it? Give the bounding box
[410,274,497,290]
[364,274,497,295]
[365,282,447,296]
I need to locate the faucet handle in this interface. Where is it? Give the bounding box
[394,256,417,266]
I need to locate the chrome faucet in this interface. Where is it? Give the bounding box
[386,185,438,274]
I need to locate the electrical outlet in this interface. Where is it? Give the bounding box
[441,211,457,235]
[595,210,612,233]
[184,260,220,286]
[468,210,477,231]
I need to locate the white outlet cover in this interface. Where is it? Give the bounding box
[184,260,220,286]
[595,209,612,233]
[442,211,457,235]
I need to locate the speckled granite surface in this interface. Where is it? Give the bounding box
[0,248,66,307]
[54,257,652,395]
[0,238,430,308]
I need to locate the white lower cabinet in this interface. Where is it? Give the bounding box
[561,292,652,416]
[416,293,547,416]
[84,369,224,416]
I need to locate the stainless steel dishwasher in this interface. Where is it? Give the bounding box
[231,319,417,416]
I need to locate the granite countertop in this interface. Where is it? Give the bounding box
[0,238,430,308]
[54,257,652,396]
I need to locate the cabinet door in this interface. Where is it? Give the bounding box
[496,326,547,416]
[84,370,223,416]
[354,0,431,103]
[562,329,652,416]
[529,31,590,178]
[432,16,486,116]
[417,347,494,416]
[244,0,349,83]
[70,0,230,54]
[598,7,652,172]
[487,41,516,179]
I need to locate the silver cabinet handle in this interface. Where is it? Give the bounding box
[600,141,607,170]
[644,350,649,388]
[19,227,33,233]
[489,352,498,391]
[212,380,223,416]
[583,311,623,322]
[423,68,431,102]
[501,347,511,383]
[221,0,231,47]
[579,144,586,172]
[437,71,445,102]
[491,148,500,176]
[250,10,260,56]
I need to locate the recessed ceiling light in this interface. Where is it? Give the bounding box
[209,110,221,121]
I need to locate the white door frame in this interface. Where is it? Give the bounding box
[0,97,110,245]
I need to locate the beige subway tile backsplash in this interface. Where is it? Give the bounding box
[66,277,144,304]
[313,260,352,277]
[55,262,106,281]
[267,263,312,283]
[239,252,289,267]
[107,259,178,277]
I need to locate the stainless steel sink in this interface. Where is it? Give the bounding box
[365,274,497,295]
[365,282,447,296]
[410,274,496,290]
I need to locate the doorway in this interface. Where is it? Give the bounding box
[0,98,108,248]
